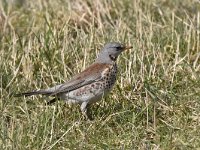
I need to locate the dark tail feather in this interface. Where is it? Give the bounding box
[46,97,60,105]
[14,90,52,97]
[15,90,60,104]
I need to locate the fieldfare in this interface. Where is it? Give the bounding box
[16,42,132,119]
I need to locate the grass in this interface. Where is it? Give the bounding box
[0,0,200,149]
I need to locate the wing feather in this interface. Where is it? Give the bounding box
[50,63,109,96]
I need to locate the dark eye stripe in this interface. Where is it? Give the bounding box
[116,46,122,51]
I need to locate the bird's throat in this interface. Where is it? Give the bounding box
[109,55,117,61]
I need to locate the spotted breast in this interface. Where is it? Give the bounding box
[100,62,118,91]
[63,63,118,104]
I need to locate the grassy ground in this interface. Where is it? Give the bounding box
[1,0,200,149]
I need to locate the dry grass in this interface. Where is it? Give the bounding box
[1,0,200,149]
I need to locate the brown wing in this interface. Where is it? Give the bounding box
[50,63,110,96]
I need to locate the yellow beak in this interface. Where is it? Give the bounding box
[123,46,133,51]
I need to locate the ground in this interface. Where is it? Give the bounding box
[0,0,200,149]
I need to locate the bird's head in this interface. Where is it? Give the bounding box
[96,42,132,63]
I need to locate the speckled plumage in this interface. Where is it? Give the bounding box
[15,42,132,119]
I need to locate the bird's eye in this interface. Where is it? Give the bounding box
[116,46,122,51]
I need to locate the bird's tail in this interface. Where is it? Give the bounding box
[14,89,52,97]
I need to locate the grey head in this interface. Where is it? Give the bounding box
[95,42,132,64]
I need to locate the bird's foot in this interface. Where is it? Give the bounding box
[82,110,94,121]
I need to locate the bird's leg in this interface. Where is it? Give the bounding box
[80,102,93,120]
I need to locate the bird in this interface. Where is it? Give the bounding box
[15,42,132,119]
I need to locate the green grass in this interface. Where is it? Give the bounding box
[1,0,200,149]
